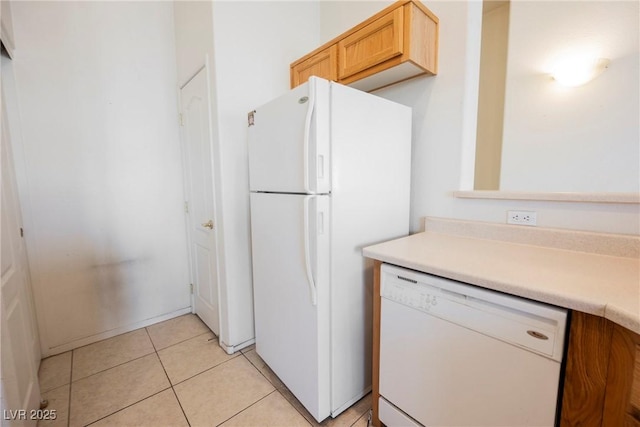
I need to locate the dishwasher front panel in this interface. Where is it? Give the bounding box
[379,265,567,427]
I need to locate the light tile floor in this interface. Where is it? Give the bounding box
[37,314,371,427]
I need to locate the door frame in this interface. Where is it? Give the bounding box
[177,58,224,337]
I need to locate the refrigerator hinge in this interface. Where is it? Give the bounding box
[247,110,255,127]
[190,283,194,294]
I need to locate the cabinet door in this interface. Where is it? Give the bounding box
[291,45,337,88]
[338,7,404,80]
[603,324,640,426]
[560,312,613,426]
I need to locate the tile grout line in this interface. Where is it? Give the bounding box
[70,315,212,380]
[350,411,370,427]
[77,324,195,426]
[275,387,317,427]
[170,356,240,387]
[71,350,156,383]
[240,352,314,426]
[169,351,241,388]
[144,325,159,353]
[75,329,173,427]
[152,329,214,353]
[241,351,275,386]
[169,386,191,427]
[146,326,191,427]
[67,319,210,382]
[241,352,301,420]
[143,343,277,426]
[214,389,279,427]
[242,351,371,427]
[82,387,173,427]
[46,315,206,426]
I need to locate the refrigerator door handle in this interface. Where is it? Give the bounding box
[303,80,315,194]
[303,195,318,306]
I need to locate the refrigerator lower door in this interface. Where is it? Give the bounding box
[247,77,330,194]
[250,192,331,422]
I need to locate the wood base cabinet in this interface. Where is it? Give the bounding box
[370,262,640,427]
[602,323,640,426]
[560,312,614,426]
[562,312,640,427]
[290,0,438,92]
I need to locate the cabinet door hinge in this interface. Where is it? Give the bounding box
[248,110,255,127]
[190,283,194,294]
[179,113,184,127]
[184,201,189,214]
[20,227,24,237]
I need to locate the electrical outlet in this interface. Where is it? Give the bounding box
[507,210,537,226]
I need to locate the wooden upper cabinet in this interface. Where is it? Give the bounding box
[338,8,404,80]
[290,0,439,92]
[291,45,338,88]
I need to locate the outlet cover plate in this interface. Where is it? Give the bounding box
[507,210,537,226]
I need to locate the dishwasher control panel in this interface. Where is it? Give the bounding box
[382,277,440,311]
[380,264,568,362]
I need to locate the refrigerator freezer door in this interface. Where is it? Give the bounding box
[248,77,330,194]
[249,192,331,421]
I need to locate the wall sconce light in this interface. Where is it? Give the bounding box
[551,57,610,87]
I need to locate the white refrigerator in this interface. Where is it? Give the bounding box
[247,77,411,422]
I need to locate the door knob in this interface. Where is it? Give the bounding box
[201,220,214,230]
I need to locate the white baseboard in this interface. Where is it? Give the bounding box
[42,307,192,357]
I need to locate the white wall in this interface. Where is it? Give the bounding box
[174,1,321,349]
[319,0,640,236]
[10,1,191,354]
[500,1,639,193]
[374,0,484,229]
[211,0,321,348]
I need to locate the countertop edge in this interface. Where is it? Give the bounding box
[363,232,640,335]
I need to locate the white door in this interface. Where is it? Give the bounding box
[180,68,220,335]
[247,76,330,194]
[1,90,41,425]
[249,192,330,422]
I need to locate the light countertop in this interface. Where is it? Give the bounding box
[363,224,640,335]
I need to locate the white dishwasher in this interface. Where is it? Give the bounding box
[379,264,568,427]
